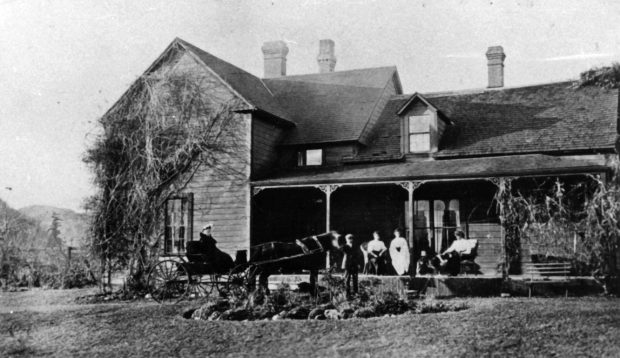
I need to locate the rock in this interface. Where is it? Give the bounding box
[272,314,281,321]
[324,309,342,320]
[308,307,325,320]
[145,293,152,299]
[253,306,276,320]
[341,308,355,319]
[278,310,288,319]
[353,307,376,318]
[319,303,336,310]
[192,300,230,320]
[221,307,249,321]
[208,311,221,321]
[287,306,310,320]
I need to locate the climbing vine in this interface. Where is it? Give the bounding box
[494,159,620,294]
[84,70,245,290]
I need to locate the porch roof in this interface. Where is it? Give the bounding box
[252,154,610,186]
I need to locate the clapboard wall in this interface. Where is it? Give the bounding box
[161,49,251,256]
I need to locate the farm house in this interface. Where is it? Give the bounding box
[109,38,617,276]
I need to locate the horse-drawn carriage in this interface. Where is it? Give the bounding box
[147,232,339,303]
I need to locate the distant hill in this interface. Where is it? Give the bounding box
[19,205,89,248]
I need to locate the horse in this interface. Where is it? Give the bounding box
[248,231,341,294]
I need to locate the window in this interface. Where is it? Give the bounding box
[297,149,323,166]
[164,194,193,255]
[413,199,460,253]
[408,115,431,152]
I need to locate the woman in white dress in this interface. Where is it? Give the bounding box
[389,228,410,276]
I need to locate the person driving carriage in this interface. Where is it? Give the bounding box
[185,223,234,272]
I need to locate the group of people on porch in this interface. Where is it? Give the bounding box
[335,228,478,277]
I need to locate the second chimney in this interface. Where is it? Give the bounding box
[262,41,289,78]
[317,39,337,73]
[486,46,506,88]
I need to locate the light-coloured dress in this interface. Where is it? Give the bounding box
[390,236,410,275]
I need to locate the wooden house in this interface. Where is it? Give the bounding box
[109,38,618,275]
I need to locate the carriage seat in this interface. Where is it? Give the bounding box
[185,241,209,263]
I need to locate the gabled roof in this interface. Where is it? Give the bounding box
[354,81,618,161]
[263,67,399,145]
[177,39,401,145]
[174,39,294,125]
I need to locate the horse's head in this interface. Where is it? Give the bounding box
[315,231,342,250]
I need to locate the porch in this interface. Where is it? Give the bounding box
[251,154,609,276]
[251,179,502,275]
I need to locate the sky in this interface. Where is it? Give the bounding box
[1,0,620,212]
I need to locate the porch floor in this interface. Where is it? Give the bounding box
[267,274,602,297]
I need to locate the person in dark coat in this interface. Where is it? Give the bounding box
[341,234,359,298]
[194,223,234,273]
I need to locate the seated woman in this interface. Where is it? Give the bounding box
[367,231,387,275]
[436,229,477,276]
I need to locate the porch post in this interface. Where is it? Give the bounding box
[317,184,341,268]
[398,181,423,245]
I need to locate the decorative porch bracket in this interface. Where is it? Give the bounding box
[315,184,342,231]
[484,176,516,188]
[252,186,266,196]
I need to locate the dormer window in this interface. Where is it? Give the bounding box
[397,93,450,155]
[297,149,323,166]
[408,115,431,152]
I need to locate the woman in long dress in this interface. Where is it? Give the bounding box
[389,228,410,275]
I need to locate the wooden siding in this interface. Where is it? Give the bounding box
[162,50,251,257]
[359,73,400,144]
[468,222,502,275]
[252,114,285,179]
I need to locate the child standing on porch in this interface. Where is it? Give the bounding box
[341,234,359,298]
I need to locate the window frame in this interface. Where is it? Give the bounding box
[408,115,432,153]
[413,199,461,253]
[163,193,194,256]
[297,148,324,167]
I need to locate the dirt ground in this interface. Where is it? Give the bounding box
[1,289,620,357]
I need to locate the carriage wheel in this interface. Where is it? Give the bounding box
[147,259,191,303]
[220,264,257,297]
[186,274,214,299]
[191,273,218,299]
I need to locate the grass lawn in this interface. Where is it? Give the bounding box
[1,289,619,357]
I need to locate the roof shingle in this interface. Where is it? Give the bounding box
[356,82,618,161]
[264,67,397,145]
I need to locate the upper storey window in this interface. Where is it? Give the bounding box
[408,115,431,152]
[297,149,323,166]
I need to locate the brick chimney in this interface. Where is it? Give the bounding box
[486,46,506,88]
[317,39,337,73]
[261,41,289,78]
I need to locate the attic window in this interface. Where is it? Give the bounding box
[297,149,323,166]
[408,115,431,152]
